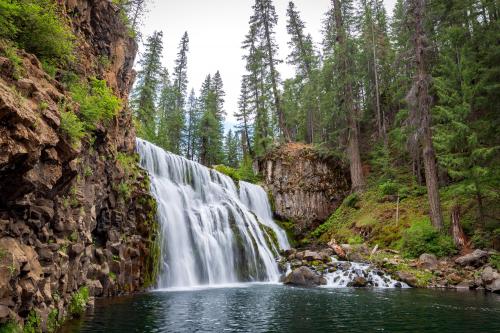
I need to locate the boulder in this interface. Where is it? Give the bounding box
[419,253,438,270]
[455,249,489,267]
[284,266,324,287]
[328,240,347,260]
[485,279,500,293]
[396,271,418,287]
[348,276,368,287]
[303,250,322,261]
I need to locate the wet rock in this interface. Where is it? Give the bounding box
[284,266,323,287]
[396,271,418,287]
[348,276,368,287]
[455,249,489,267]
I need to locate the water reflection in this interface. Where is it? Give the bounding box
[61,285,500,333]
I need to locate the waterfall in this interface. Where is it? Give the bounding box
[239,181,290,250]
[136,139,287,289]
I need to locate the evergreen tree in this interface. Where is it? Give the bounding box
[286,1,320,143]
[131,31,163,141]
[250,0,290,141]
[156,68,176,149]
[406,0,443,230]
[185,89,199,160]
[224,129,240,168]
[235,76,254,157]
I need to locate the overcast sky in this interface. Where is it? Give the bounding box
[138,0,397,129]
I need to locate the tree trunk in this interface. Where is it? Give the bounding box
[333,0,365,192]
[261,2,290,142]
[411,0,443,230]
[451,205,468,251]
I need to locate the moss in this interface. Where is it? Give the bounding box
[214,165,240,183]
[142,196,160,289]
[259,223,279,255]
[68,286,89,318]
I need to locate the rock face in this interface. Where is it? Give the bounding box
[257,143,350,233]
[0,0,158,328]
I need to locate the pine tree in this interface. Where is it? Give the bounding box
[331,0,365,192]
[235,76,254,157]
[250,0,290,141]
[406,0,443,230]
[185,89,199,160]
[286,1,320,143]
[224,129,240,168]
[156,68,176,149]
[130,31,163,141]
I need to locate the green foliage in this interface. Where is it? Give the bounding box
[402,219,457,258]
[379,180,399,196]
[46,309,60,333]
[60,110,85,145]
[68,286,89,318]
[214,165,240,183]
[23,310,41,333]
[71,77,122,130]
[348,235,364,245]
[0,42,24,79]
[490,253,500,271]
[344,193,359,208]
[237,155,259,183]
[0,0,74,64]
[0,321,22,333]
[41,61,57,78]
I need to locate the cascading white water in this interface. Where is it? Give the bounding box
[136,139,287,289]
[239,181,290,250]
[323,258,409,288]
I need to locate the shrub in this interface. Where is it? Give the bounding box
[0,0,74,64]
[490,253,500,271]
[0,321,22,333]
[23,310,41,333]
[68,286,89,317]
[379,180,399,196]
[60,110,85,145]
[214,165,240,182]
[71,78,122,130]
[344,193,359,208]
[238,155,259,183]
[402,218,457,258]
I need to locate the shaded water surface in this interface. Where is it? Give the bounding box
[61,284,499,333]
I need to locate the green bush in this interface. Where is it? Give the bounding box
[402,218,457,258]
[23,310,41,333]
[60,110,85,145]
[379,180,399,196]
[344,193,359,208]
[0,321,22,333]
[68,286,89,318]
[214,165,240,182]
[71,78,122,130]
[490,253,500,271]
[0,0,74,64]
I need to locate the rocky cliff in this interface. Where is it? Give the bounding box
[257,143,350,235]
[0,0,158,330]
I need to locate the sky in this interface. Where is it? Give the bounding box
[138,0,397,129]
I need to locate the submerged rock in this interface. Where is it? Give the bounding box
[396,271,418,287]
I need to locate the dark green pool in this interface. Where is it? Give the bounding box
[60,284,500,333]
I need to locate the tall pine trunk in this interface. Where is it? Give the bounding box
[261,2,290,142]
[410,0,444,230]
[333,0,365,192]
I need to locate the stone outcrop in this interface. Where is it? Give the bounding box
[283,266,326,287]
[257,143,350,233]
[0,0,158,329]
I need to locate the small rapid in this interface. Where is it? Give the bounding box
[323,258,409,288]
